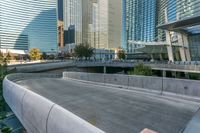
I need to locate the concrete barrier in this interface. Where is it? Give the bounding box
[88,73,105,83]
[163,78,200,97]
[3,73,105,133]
[104,74,129,86]
[128,76,162,91]
[63,72,200,98]
[10,61,75,73]
[47,105,103,133]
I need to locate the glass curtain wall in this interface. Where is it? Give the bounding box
[0,0,57,52]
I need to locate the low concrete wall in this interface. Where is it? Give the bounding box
[9,61,74,73]
[163,78,200,97]
[3,73,105,133]
[63,72,200,98]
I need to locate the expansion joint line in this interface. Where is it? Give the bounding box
[21,90,28,122]
[46,104,56,133]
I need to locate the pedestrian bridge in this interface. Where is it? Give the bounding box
[3,72,200,133]
[7,60,200,73]
[75,61,200,73]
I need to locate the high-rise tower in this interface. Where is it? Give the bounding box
[0,0,58,53]
[123,0,157,52]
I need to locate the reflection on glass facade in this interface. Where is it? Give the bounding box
[165,0,200,60]
[177,0,200,20]
[84,0,122,49]
[157,0,167,41]
[189,34,200,61]
[122,0,127,50]
[167,0,176,21]
[166,0,200,22]
[63,0,82,45]
[123,0,157,52]
[0,0,57,52]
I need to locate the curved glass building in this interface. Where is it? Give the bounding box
[158,0,200,61]
[123,0,157,52]
[0,0,57,53]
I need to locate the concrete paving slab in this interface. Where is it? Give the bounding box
[16,78,200,133]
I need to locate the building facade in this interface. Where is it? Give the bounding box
[123,0,157,53]
[123,0,200,61]
[0,0,58,53]
[63,0,122,50]
[158,0,200,61]
[58,21,64,48]
[63,0,82,46]
[92,0,122,49]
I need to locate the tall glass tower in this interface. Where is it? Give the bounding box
[63,0,82,45]
[0,0,58,53]
[123,0,157,51]
[158,0,200,61]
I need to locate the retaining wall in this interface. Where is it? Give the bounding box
[63,72,200,98]
[9,61,74,73]
[3,73,105,133]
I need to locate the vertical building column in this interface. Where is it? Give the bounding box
[177,33,191,61]
[166,31,174,62]
[182,34,191,61]
[177,33,186,61]
[164,8,174,62]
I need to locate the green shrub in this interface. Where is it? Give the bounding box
[189,73,200,80]
[1,126,12,133]
[129,63,152,76]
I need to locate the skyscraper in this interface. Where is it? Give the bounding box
[158,0,200,61]
[63,0,122,50]
[93,0,122,49]
[124,0,200,61]
[123,0,157,52]
[63,0,82,45]
[0,0,58,53]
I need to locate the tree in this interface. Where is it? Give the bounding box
[129,63,152,76]
[29,48,41,60]
[74,43,94,60]
[41,52,48,60]
[48,54,55,60]
[117,49,126,60]
[5,52,12,63]
[0,51,4,64]
[1,126,12,133]
[84,44,94,59]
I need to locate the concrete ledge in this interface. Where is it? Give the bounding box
[63,72,200,100]
[3,73,105,133]
[182,108,200,133]
[9,61,74,73]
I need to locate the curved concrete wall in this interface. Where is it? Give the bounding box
[9,61,74,73]
[3,73,105,133]
[63,72,200,98]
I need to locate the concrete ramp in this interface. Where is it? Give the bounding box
[3,73,105,133]
[3,73,200,133]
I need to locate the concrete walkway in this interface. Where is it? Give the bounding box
[17,78,199,133]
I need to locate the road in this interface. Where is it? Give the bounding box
[17,78,199,133]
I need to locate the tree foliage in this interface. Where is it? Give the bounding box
[74,43,94,59]
[117,49,126,60]
[0,51,12,65]
[41,52,48,60]
[1,126,12,133]
[0,52,4,64]
[129,63,152,76]
[6,52,12,63]
[29,48,41,60]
